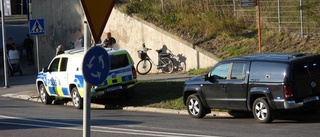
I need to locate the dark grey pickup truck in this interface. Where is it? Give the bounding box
[183,53,320,123]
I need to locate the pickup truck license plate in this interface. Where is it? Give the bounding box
[303,96,319,103]
[106,86,122,92]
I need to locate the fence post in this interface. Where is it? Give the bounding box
[161,0,164,13]
[278,0,281,32]
[299,0,304,36]
[233,0,236,16]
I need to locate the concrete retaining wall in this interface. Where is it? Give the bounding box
[104,9,219,73]
[32,1,218,72]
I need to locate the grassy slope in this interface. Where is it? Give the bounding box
[117,0,320,60]
[111,0,320,110]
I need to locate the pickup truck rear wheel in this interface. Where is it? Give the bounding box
[39,84,54,104]
[71,87,83,109]
[186,93,206,118]
[253,97,273,123]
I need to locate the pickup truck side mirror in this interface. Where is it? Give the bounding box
[203,74,209,81]
[203,74,218,82]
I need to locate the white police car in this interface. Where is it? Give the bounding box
[36,47,137,109]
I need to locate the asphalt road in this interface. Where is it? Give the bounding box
[2,54,320,137]
[2,97,320,137]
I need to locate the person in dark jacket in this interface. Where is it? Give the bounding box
[103,32,116,48]
[23,34,34,64]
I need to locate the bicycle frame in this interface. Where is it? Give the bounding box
[143,53,170,68]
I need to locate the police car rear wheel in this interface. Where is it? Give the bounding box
[39,84,53,104]
[71,87,83,109]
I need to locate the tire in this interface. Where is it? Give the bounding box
[136,59,152,75]
[39,84,54,104]
[71,87,83,109]
[186,93,206,118]
[252,97,273,123]
[160,57,174,74]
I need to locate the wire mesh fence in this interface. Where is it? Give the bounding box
[161,0,320,37]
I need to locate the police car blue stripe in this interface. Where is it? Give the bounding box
[62,87,69,95]
[110,68,131,74]
[48,87,56,95]
[122,75,133,81]
[75,75,84,88]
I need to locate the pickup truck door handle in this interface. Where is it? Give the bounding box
[222,85,226,88]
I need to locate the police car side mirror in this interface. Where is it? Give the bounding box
[42,67,48,72]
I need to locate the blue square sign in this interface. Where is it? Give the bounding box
[29,19,45,36]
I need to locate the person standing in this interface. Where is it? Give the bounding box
[23,34,34,64]
[56,44,65,55]
[103,32,116,48]
[6,37,16,52]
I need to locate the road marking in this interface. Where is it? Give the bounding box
[0,115,218,137]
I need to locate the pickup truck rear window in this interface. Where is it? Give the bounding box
[250,62,288,82]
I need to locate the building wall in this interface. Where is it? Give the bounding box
[32,0,84,68]
[32,1,218,72]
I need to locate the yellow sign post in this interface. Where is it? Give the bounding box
[80,1,115,137]
[80,0,115,43]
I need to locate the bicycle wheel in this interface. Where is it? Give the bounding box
[178,61,186,73]
[160,57,174,74]
[136,59,152,75]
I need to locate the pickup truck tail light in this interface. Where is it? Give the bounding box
[283,85,293,99]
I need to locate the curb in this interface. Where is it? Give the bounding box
[1,91,231,117]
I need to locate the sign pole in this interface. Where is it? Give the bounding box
[36,35,40,72]
[1,0,9,88]
[257,0,262,53]
[83,20,91,137]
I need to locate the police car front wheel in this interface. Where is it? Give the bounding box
[39,84,54,104]
[71,87,83,109]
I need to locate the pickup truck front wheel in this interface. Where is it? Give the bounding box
[186,93,206,118]
[253,97,273,123]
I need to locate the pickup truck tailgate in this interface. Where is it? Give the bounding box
[292,59,320,101]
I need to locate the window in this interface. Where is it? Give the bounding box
[209,63,230,79]
[250,62,288,82]
[49,58,60,72]
[110,54,129,70]
[60,58,68,72]
[231,63,246,80]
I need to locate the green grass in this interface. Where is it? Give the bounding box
[187,67,211,75]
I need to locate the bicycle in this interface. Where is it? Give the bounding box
[136,43,174,75]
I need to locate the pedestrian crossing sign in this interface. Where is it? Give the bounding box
[29,19,45,36]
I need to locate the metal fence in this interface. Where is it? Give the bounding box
[162,0,320,37]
